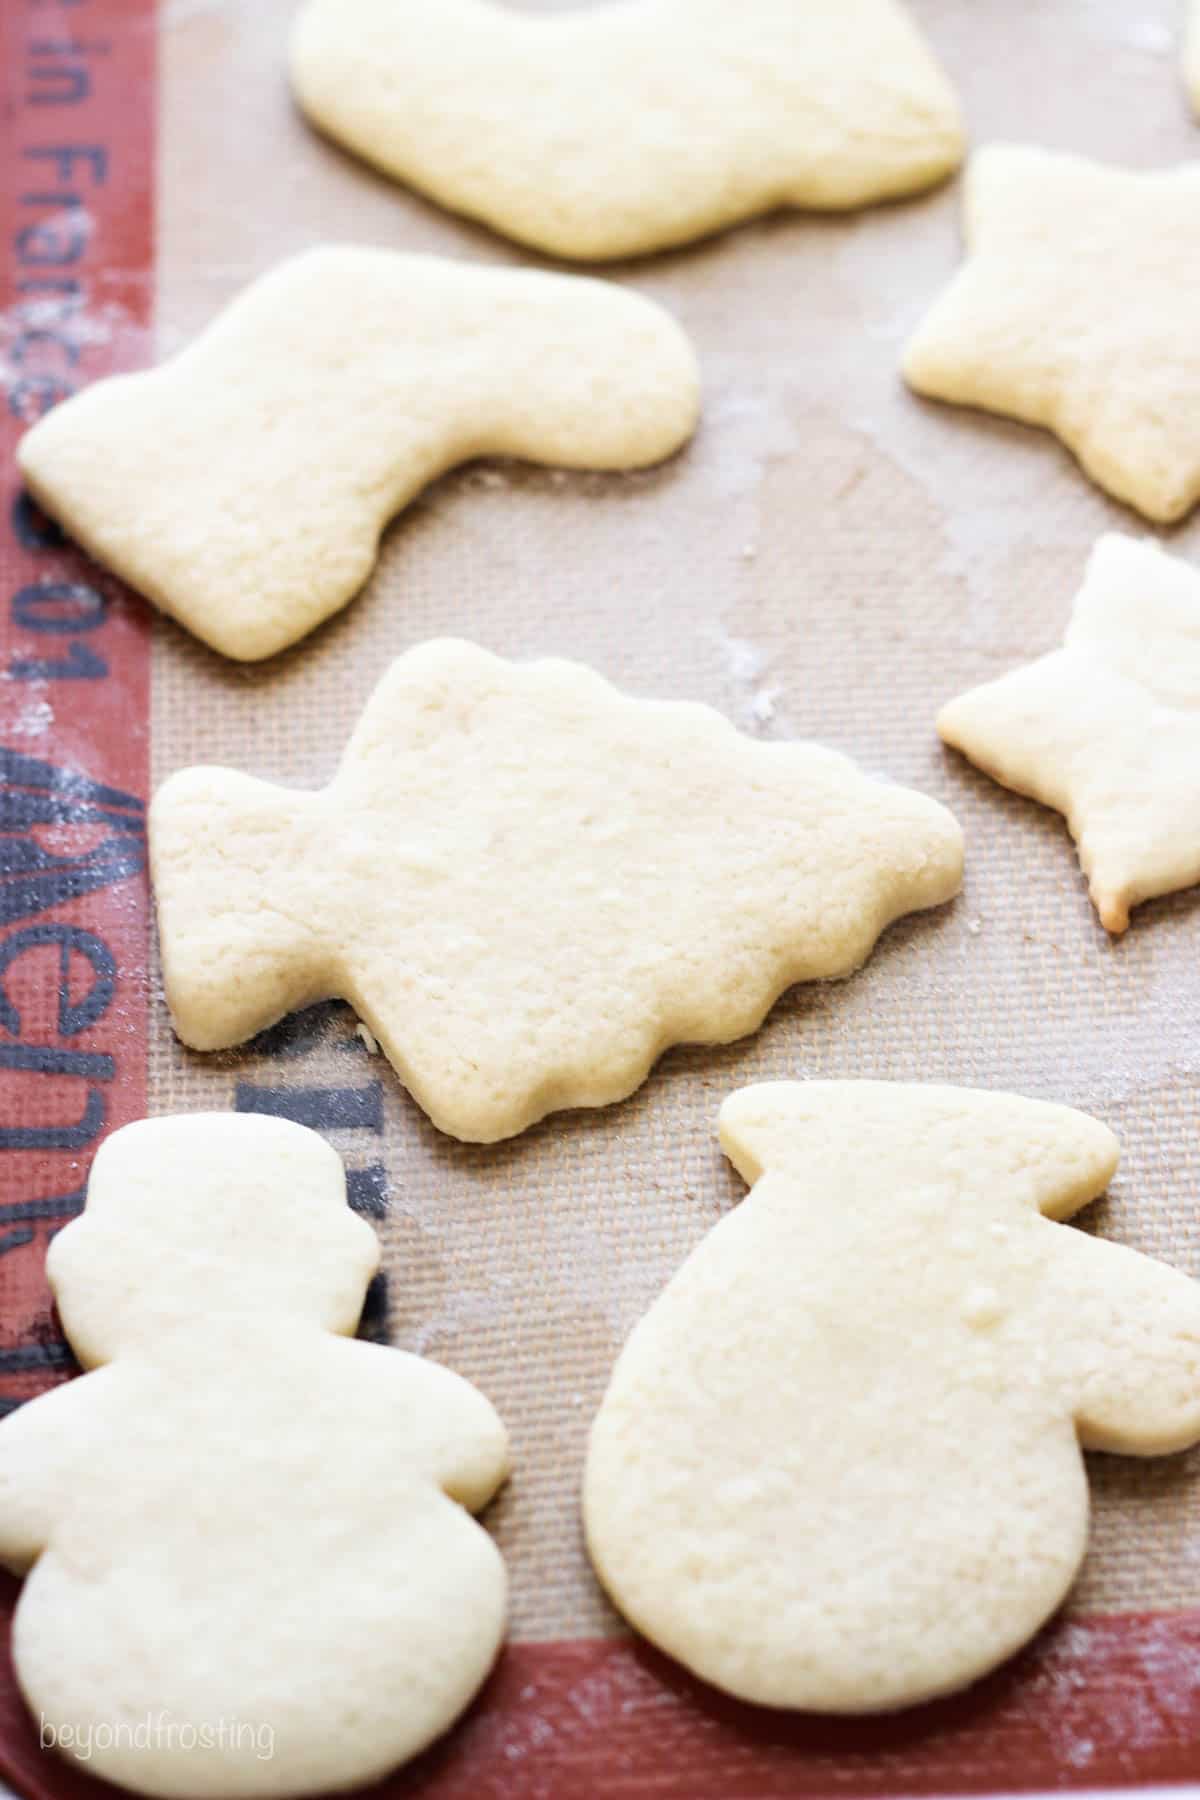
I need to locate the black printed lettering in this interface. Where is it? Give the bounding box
[346,1163,389,1219]
[8,640,107,680]
[12,579,107,634]
[235,1083,384,1133]
[0,747,146,928]
[0,923,116,1038]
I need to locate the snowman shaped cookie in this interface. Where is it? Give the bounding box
[0,1113,509,1798]
[586,1082,1200,1712]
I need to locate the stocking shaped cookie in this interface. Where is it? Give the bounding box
[291,0,964,260]
[17,249,700,660]
[585,1082,1200,1712]
[149,639,964,1143]
[0,1114,509,1799]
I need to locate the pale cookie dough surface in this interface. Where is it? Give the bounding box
[938,534,1200,934]
[585,1082,1200,1713]
[903,146,1200,523]
[289,0,964,262]
[16,248,700,661]
[149,639,964,1144]
[1188,0,1200,116]
[0,1114,509,1800]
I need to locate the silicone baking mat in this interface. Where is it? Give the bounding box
[2,0,1200,1792]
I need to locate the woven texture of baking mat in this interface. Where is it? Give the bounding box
[149,0,1200,1644]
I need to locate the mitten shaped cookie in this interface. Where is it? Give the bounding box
[290,0,964,261]
[17,249,700,660]
[585,1082,1200,1712]
[0,1114,509,1798]
[149,639,964,1143]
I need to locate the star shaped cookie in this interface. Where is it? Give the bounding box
[290,0,964,261]
[149,639,964,1142]
[18,250,700,661]
[938,534,1200,932]
[586,1082,1200,1711]
[904,147,1200,523]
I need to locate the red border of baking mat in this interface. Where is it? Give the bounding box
[0,0,153,1425]
[0,0,153,1465]
[2,5,1200,1799]
[0,1594,1198,1798]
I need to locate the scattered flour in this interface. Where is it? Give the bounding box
[9,698,54,739]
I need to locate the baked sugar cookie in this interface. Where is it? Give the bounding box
[585,1082,1200,1712]
[904,148,1200,523]
[939,534,1200,933]
[290,0,965,261]
[149,639,964,1143]
[17,249,700,661]
[0,1114,509,1798]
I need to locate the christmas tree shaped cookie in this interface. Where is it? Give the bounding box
[0,1114,509,1798]
[149,639,964,1143]
[17,249,700,660]
[939,534,1200,932]
[290,0,964,262]
[586,1082,1200,1712]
